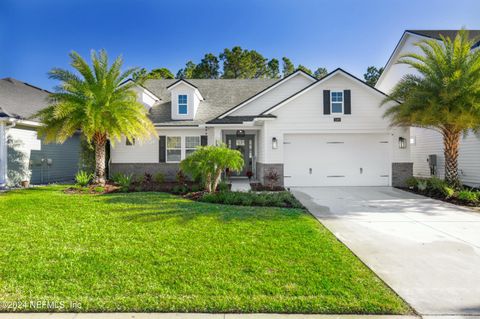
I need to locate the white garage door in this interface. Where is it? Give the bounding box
[284,134,390,187]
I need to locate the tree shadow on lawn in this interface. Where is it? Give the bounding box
[101,192,304,224]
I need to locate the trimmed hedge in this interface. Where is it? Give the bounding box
[199,191,304,209]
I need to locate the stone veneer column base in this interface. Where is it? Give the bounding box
[256,162,284,187]
[392,162,413,187]
[110,163,180,181]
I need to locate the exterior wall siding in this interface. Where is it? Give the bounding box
[7,126,80,185]
[411,127,480,187]
[376,34,425,94]
[110,128,205,164]
[229,74,314,116]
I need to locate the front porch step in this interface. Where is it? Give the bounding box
[230,178,252,192]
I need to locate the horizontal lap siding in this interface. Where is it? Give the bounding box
[110,129,205,164]
[411,128,480,187]
[31,135,80,183]
[230,74,314,116]
[7,127,80,184]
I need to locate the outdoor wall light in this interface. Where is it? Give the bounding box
[272,137,278,149]
[398,137,407,149]
[236,130,245,137]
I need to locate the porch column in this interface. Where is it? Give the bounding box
[0,121,7,188]
[208,127,222,146]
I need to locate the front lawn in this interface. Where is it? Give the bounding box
[0,186,410,313]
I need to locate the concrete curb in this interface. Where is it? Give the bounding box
[0,314,421,319]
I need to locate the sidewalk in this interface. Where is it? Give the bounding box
[0,314,421,319]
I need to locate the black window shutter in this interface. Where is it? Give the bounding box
[159,136,166,163]
[200,135,208,146]
[323,90,330,115]
[344,90,351,114]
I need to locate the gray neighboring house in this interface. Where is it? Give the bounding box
[0,78,81,188]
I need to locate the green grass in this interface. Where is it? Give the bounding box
[0,186,410,313]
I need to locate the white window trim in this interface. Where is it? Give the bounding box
[330,91,344,114]
[165,135,201,163]
[166,136,182,163]
[185,136,201,157]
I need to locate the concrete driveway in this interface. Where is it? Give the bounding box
[292,187,480,316]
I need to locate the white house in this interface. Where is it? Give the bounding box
[110,69,411,187]
[0,78,81,187]
[376,30,480,187]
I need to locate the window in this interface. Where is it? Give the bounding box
[126,138,135,146]
[178,94,188,114]
[185,136,201,157]
[331,91,343,114]
[166,136,181,162]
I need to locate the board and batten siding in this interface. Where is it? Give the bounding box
[110,128,206,164]
[229,73,314,116]
[262,72,409,164]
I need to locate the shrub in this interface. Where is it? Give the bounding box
[154,172,165,184]
[199,191,304,209]
[176,170,186,185]
[172,185,189,195]
[112,173,133,192]
[142,172,153,184]
[265,169,280,189]
[216,181,230,192]
[405,176,419,189]
[180,144,244,193]
[457,190,478,203]
[75,170,92,187]
[417,180,428,191]
[427,177,453,198]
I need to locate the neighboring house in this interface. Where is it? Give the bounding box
[376,30,480,187]
[0,78,81,187]
[111,69,411,187]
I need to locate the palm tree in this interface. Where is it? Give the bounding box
[383,30,480,186]
[36,50,156,185]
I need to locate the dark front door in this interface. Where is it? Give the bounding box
[226,134,254,176]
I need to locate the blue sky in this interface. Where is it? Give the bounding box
[1,0,479,90]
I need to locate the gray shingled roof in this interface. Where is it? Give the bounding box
[407,30,480,47]
[0,78,50,120]
[143,79,277,126]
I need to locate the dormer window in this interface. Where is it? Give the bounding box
[178,95,188,114]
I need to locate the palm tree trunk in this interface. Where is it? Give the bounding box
[204,172,212,193]
[93,134,107,185]
[442,127,461,186]
[212,168,223,193]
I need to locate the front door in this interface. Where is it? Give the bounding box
[226,135,254,176]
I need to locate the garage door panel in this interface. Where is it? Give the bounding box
[284,134,389,187]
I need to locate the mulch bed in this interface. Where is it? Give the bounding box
[65,181,201,195]
[250,183,285,192]
[64,183,119,194]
